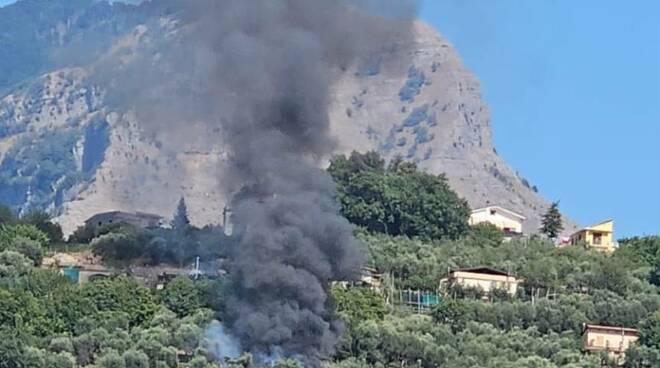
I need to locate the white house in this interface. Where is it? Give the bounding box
[469,206,526,235]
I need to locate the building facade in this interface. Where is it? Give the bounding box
[582,324,638,365]
[84,211,164,230]
[469,206,526,235]
[570,220,615,252]
[440,267,522,296]
[360,267,384,291]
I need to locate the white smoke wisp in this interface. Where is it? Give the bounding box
[204,321,242,361]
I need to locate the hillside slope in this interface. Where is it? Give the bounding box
[0,1,576,235]
[329,21,576,234]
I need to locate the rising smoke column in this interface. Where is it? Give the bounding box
[192,0,418,365]
[96,0,417,364]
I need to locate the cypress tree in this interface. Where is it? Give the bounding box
[540,201,564,239]
[171,197,190,231]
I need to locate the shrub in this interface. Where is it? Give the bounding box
[0,251,33,278]
[122,349,149,368]
[21,211,63,243]
[48,336,74,354]
[97,351,126,368]
[159,276,201,318]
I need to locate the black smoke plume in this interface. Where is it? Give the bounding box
[194,1,417,364]
[96,0,418,364]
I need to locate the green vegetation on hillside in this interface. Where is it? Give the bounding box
[328,233,660,368]
[67,197,228,268]
[326,153,660,367]
[0,210,232,367]
[1,153,660,367]
[329,151,470,240]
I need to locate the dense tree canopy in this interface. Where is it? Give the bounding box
[159,276,202,318]
[0,173,658,367]
[88,223,229,268]
[328,151,470,240]
[21,210,64,244]
[331,285,387,324]
[0,268,228,367]
[0,223,49,265]
[342,228,660,368]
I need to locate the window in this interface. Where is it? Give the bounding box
[593,232,603,245]
[490,209,497,216]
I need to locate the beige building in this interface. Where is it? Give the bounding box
[570,219,615,253]
[334,267,385,292]
[582,324,638,365]
[469,206,526,235]
[360,267,384,291]
[440,267,522,296]
[84,211,164,231]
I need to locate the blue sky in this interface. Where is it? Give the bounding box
[422,0,660,238]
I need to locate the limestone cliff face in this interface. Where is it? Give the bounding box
[0,8,575,235]
[329,22,576,234]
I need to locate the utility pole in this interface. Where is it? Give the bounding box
[222,205,229,229]
[223,205,233,236]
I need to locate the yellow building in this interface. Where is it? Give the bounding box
[469,206,525,235]
[570,220,615,252]
[582,324,638,365]
[440,267,522,296]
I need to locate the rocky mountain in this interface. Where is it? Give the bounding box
[0,0,576,235]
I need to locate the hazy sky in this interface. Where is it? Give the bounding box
[0,0,137,4]
[1,0,657,237]
[422,0,660,238]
